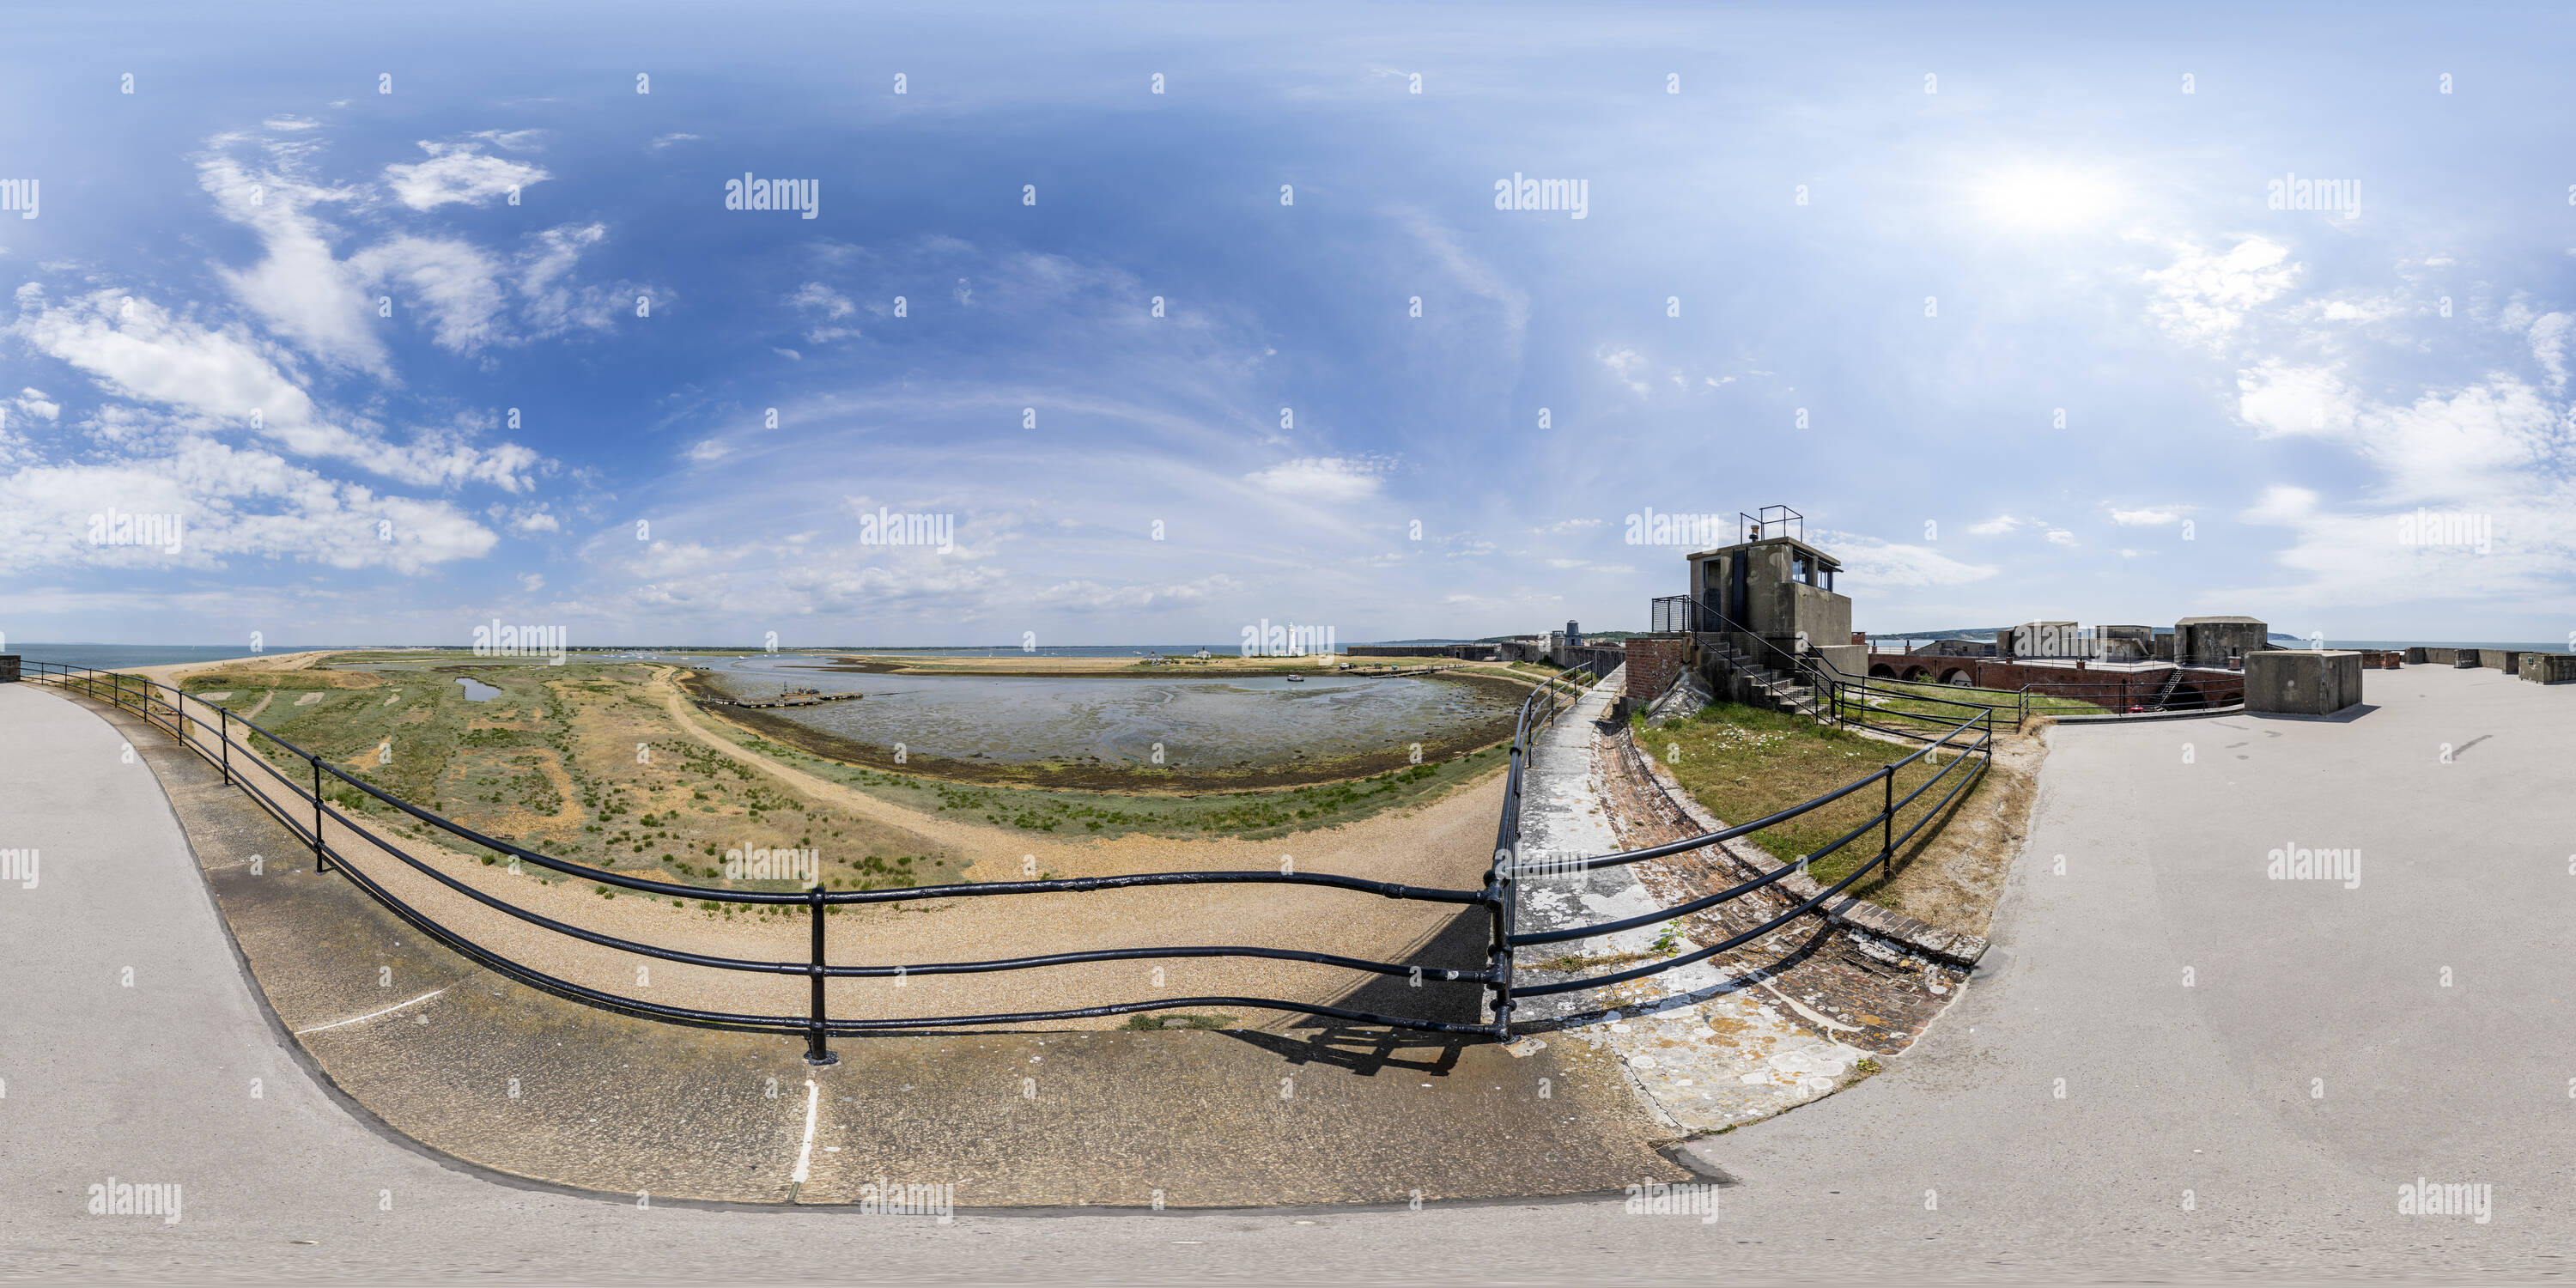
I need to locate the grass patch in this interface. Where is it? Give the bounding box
[1836,679,2103,730]
[1121,1012,1236,1030]
[727,732,1510,842]
[185,653,968,898]
[1643,701,1994,885]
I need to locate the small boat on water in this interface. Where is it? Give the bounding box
[1285,675,1304,683]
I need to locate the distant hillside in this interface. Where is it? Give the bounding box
[1868,628,2002,641]
[1465,630,1646,644]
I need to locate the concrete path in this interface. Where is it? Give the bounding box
[3,665,2567,1281]
[1509,674,1951,1136]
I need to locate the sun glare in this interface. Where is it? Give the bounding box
[1980,168,2119,228]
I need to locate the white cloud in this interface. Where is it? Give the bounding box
[1811,530,1998,588]
[517,222,640,337]
[383,143,550,210]
[350,235,509,352]
[0,431,500,574]
[1966,515,2022,536]
[1401,212,1529,368]
[1598,345,1650,395]
[2528,311,2572,393]
[2242,484,2319,525]
[2044,529,2076,546]
[791,283,856,318]
[197,143,387,374]
[1242,457,1385,501]
[12,386,60,421]
[14,288,538,490]
[469,130,544,152]
[519,572,545,592]
[648,133,702,151]
[2109,506,2187,526]
[791,282,860,344]
[2142,235,2299,346]
[2236,360,2359,436]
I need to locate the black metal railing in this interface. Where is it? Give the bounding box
[1498,682,1991,998]
[28,651,1986,1045]
[22,659,1586,1059]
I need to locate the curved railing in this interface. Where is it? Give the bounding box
[1494,653,1992,1005]
[24,659,1585,1059]
[27,650,1983,1046]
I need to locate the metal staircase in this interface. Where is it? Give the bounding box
[2147,667,2186,711]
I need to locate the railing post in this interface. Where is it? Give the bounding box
[220,707,230,785]
[311,756,328,874]
[1881,764,1894,862]
[1483,817,1516,1040]
[805,886,837,1066]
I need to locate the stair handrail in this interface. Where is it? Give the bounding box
[1687,595,1862,696]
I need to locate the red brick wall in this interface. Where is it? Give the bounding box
[1862,653,2246,707]
[1625,636,1689,702]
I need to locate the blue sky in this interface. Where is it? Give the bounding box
[4,1,2573,647]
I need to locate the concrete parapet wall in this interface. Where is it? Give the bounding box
[2519,653,2576,684]
[2245,650,2364,715]
[1810,642,1867,682]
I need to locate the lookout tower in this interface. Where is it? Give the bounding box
[1674,506,1865,682]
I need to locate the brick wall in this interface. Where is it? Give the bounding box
[1863,652,2246,707]
[1625,635,1688,702]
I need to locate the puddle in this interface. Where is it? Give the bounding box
[454,677,502,702]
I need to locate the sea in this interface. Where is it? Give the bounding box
[6,643,356,671]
